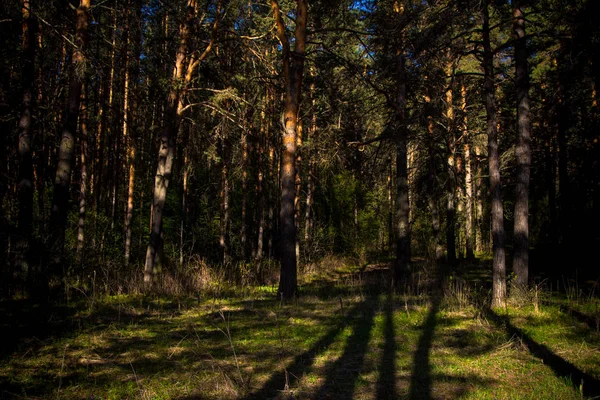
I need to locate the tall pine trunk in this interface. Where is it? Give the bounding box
[462,84,475,260]
[144,0,221,283]
[76,84,88,265]
[17,0,37,288]
[49,0,90,286]
[483,1,506,308]
[394,47,410,287]
[445,61,457,264]
[512,0,531,288]
[271,0,307,299]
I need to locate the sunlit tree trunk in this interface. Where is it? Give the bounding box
[76,84,89,265]
[304,77,316,253]
[219,136,231,265]
[424,87,443,262]
[17,0,37,287]
[241,128,248,259]
[462,84,475,260]
[483,1,506,308]
[145,5,194,283]
[50,0,91,284]
[445,60,457,264]
[271,0,307,299]
[124,0,142,264]
[295,117,303,265]
[144,0,221,284]
[512,0,531,288]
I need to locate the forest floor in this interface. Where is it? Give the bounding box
[1,258,600,400]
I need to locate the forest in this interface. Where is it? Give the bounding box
[1,0,600,398]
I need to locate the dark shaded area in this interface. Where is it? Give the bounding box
[487,309,600,398]
[408,292,440,400]
[314,295,378,399]
[557,304,600,333]
[375,289,397,400]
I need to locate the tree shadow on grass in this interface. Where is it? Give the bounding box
[408,286,441,400]
[236,296,374,400]
[312,294,379,399]
[486,308,600,397]
[375,288,397,400]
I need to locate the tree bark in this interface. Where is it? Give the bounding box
[482,1,506,308]
[144,0,222,284]
[219,136,231,265]
[394,47,410,287]
[424,88,443,262]
[271,0,307,299]
[462,84,475,260]
[512,0,531,288]
[76,84,88,265]
[17,0,37,287]
[50,0,91,283]
[445,61,457,264]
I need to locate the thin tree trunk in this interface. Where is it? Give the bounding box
[219,136,231,265]
[271,0,307,299]
[512,0,531,288]
[474,144,485,253]
[17,0,37,288]
[124,0,141,264]
[50,0,90,286]
[462,84,475,260]
[295,117,303,265]
[256,89,267,264]
[76,84,88,265]
[483,1,506,308]
[144,0,222,283]
[180,148,188,267]
[394,50,410,286]
[445,61,457,264]
[425,88,443,262]
[241,130,248,260]
[304,78,316,251]
[107,4,118,227]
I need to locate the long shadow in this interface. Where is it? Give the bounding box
[239,297,371,400]
[487,308,600,397]
[313,294,379,399]
[555,303,600,333]
[375,289,397,400]
[408,290,441,400]
[407,261,447,400]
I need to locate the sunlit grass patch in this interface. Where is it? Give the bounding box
[1,267,599,400]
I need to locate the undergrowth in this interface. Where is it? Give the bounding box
[1,256,599,399]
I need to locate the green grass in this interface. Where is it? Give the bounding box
[1,262,599,399]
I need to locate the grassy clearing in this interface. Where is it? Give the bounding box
[1,260,599,399]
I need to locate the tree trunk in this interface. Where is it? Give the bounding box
[445,61,457,264]
[462,84,475,260]
[17,0,37,288]
[271,0,307,299]
[241,128,248,260]
[144,0,222,283]
[483,1,506,308]
[295,117,303,265]
[425,88,443,262]
[50,0,91,285]
[304,78,316,254]
[512,0,531,288]
[124,0,142,264]
[474,144,485,253]
[394,49,410,287]
[144,4,196,283]
[76,84,88,265]
[219,136,231,265]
